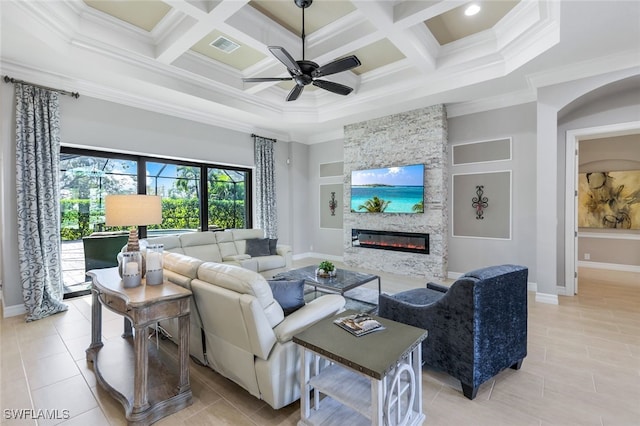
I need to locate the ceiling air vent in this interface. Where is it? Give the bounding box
[210,36,240,54]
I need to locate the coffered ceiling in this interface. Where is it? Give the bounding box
[1,1,639,143]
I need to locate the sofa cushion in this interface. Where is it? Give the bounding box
[268,238,278,255]
[179,232,218,247]
[219,241,239,258]
[215,231,234,243]
[246,238,271,257]
[223,254,251,261]
[197,262,283,327]
[146,235,182,252]
[163,252,204,280]
[267,279,305,315]
[256,255,286,272]
[231,229,265,241]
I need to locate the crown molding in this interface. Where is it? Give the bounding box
[446,89,537,118]
[527,50,640,89]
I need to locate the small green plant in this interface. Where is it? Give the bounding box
[318,260,335,272]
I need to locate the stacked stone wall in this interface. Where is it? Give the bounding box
[343,104,448,279]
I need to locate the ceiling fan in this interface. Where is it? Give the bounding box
[242,0,361,101]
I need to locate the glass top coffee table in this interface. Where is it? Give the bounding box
[273,265,381,312]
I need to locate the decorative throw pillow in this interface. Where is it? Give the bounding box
[268,279,305,315]
[268,238,278,255]
[245,238,271,257]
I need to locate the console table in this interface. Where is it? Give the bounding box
[86,268,192,425]
[293,310,427,426]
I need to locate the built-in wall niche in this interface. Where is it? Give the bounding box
[452,137,511,165]
[319,161,343,177]
[452,171,512,239]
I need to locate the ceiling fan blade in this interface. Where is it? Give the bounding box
[312,80,353,96]
[286,85,304,101]
[243,77,293,83]
[312,55,361,78]
[268,46,302,75]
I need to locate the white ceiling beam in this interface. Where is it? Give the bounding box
[350,1,438,73]
[155,0,249,64]
[393,0,466,29]
[351,1,394,30]
[387,26,439,73]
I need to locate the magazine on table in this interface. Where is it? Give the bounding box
[334,313,385,337]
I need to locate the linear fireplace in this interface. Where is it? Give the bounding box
[352,229,429,254]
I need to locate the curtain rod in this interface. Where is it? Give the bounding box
[251,133,277,142]
[3,76,80,99]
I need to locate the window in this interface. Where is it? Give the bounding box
[146,161,201,232]
[60,152,138,239]
[208,167,248,229]
[59,147,252,292]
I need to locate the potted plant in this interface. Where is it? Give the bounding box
[316,260,337,278]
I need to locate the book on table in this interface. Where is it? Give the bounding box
[334,313,385,337]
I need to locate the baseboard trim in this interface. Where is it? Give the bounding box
[292,252,344,263]
[535,292,559,305]
[2,301,26,318]
[577,261,640,273]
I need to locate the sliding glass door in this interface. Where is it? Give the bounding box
[59,152,137,292]
[59,147,252,297]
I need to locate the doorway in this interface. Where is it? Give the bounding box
[564,121,640,295]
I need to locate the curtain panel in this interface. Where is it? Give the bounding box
[254,136,278,239]
[15,83,68,321]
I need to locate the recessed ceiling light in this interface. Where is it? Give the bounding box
[465,4,481,16]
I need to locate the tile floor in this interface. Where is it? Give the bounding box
[1,264,639,425]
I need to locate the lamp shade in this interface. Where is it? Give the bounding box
[105,195,162,226]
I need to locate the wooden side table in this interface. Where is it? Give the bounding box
[86,267,193,425]
[293,310,428,426]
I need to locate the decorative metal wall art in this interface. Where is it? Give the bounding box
[320,184,343,229]
[472,185,488,219]
[329,191,338,216]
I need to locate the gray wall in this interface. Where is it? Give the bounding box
[448,103,538,280]
[308,140,345,258]
[0,91,295,311]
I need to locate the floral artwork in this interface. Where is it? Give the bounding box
[578,170,640,229]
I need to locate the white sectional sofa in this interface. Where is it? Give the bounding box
[158,252,345,410]
[144,229,292,275]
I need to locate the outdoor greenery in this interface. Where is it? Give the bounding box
[60,155,247,241]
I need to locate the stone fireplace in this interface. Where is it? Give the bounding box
[343,104,448,279]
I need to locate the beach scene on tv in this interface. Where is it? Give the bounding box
[351,164,425,213]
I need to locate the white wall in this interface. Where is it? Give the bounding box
[0,92,295,313]
[447,103,538,281]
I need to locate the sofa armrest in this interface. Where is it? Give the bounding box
[426,282,449,293]
[275,245,291,256]
[273,294,345,343]
[275,245,293,269]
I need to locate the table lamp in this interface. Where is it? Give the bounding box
[105,194,162,281]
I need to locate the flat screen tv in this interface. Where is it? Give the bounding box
[351,164,424,213]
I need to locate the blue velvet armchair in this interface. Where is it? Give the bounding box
[378,264,528,399]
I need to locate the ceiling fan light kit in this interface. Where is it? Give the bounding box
[243,0,361,101]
